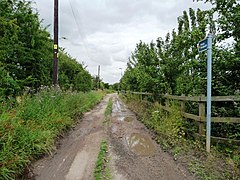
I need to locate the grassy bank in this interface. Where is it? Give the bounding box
[0,90,105,179]
[120,94,240,179]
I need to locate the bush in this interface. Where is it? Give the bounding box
[150,103,186,146]
[0,67,20,98]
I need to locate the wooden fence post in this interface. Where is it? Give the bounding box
[199,95,205,135]
[181,95,185,115]
[165,94,169,116]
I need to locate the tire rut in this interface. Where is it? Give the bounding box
[31,94,193,180]
[108,94,194,180]
[32,94,111,180]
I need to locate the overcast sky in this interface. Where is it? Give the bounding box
[33,0,211,84]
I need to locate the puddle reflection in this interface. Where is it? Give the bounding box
[126,133,155,156]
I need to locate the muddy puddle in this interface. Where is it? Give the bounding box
[112,125,118,133]
[112,99,122,113]
[117,116,125,121]
[126,133,155,156]
[117,116,134,122]
[124,116,134,122]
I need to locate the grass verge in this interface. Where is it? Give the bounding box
[0,89,105,179]
[94,140,111,180]
[120,94,240,180]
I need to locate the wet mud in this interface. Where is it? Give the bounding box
[123,116,134,122]
[126,133,155,156]
[109,95,194,180]
[31,95,112,180]
[31,94,193,180]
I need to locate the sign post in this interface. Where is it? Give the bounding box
[198,38,208,53]
[198,34,213,153]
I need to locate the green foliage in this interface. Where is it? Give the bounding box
[94,140,111,180]
[0,89,104,179]
[104,89,116,94]
[0,66,20,97]
[92,75,106,90]
[150,104,186,146]
[110,83,119,91]
[0,0,52,91]
[58,50,92,92]
[74,71,92,92]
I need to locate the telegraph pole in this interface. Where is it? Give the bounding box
[119,68,122,77]
[98,65,100,89]
[53,0,59,85]
[119,68,122,92]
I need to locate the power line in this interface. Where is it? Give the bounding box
[67,0,92,62]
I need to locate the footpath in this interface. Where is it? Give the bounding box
[31,94,193,180]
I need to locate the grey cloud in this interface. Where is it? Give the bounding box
[34,0,211,84]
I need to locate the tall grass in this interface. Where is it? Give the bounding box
[0,90,104,179]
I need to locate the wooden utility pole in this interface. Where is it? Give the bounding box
[53,0,59,85]
[98,65,100,89]
[119,68,122,92]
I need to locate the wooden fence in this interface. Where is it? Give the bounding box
[127,91,240,144]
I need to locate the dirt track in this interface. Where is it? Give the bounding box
[32,94,193,180]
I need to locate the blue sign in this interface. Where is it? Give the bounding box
[198,38,208,52]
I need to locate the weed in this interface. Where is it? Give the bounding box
[94,140,111,180]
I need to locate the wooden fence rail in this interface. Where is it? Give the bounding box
[126,91,240,144]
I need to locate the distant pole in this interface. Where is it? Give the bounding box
[53,0,59,85]
[119,68,122,77]
[98,65,100,89]
[119,68,122,92]
[206,34,213,153]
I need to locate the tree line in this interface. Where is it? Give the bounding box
[121,0,240,97]
[0,0,96,99]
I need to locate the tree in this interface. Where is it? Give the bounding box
[74,71,92,92]
[0,0,52,95]
[58,50,92,92]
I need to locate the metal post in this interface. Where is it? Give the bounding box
[53,0,59,85]
[206,34,212,153]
